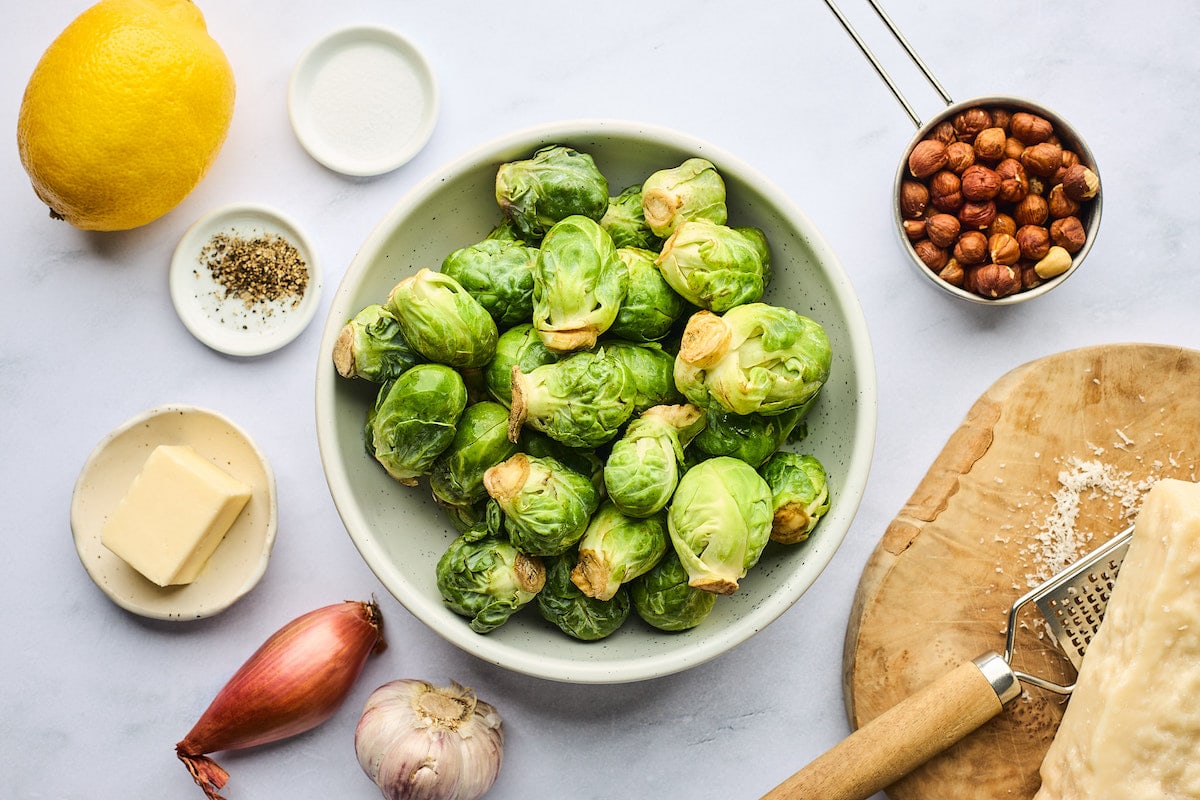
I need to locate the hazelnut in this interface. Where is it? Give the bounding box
[1051,150,1081,183]
[945,141,976,174]
[1021,263,1045,290]
[930,120,957,145]
[961,165,1001,201]
[1004,137,1026,161]
[1062,164,1100,201]
[971,262,1022,298]
[1014,194,1050,227]
[988,213,1017,239]
[974,127,1007,162]
[929,170,964,212]
[913,239,949,271]
[952,107,992,140]
[1047,184,1080,218]
[1021,142,1063,178]
[991,108,1013,132]
[958,200,997,230]
[1050,216,1088,253]
[994,158,1029,204]
[954,230,989,265]
[925,213,961,248]
[903,219,928,241]
[1034,245,1074,279]
[938,258,966,287]
[1015,224,1051,260]
[909,139,949,178]
[1027,176,1047,198]
[900,180,930,219]
[1010,112,1054,145]
[988,232,1021,265]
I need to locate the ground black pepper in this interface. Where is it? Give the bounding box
[198,231,309,311]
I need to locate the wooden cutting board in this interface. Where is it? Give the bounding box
[844,343,1200,799]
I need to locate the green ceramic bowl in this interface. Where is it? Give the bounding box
[315,119,877,683]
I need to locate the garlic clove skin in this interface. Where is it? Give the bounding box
[356,679,503,800]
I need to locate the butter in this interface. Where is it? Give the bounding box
[101,444,252,587]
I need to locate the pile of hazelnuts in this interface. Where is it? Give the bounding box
[898,105,1100,299]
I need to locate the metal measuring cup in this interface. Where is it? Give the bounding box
[826,0,1103,306]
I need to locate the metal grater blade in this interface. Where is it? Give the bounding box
[1031,529,1133,670]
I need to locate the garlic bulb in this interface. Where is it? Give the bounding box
[355,679,503,800]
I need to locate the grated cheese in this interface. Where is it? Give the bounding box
[1024,457,1158,586]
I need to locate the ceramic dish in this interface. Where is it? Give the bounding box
[169,203,322,357]
[315,119,877,683]
[71,404,278,620]
[288,25,439,177]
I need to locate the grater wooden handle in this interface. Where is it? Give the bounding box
[760,653,1019,800]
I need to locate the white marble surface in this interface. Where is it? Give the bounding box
[4,2,1198,798]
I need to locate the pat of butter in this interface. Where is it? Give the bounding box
[101,444,252,587]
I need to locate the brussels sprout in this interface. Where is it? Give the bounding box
[600,185,661,250]
[674,304,832,416]
[509,348,638,448]
[365,364,468,486]
[486,218,523,241]
[483,323,560,408]
[532,215,628,352]
[608,247,690,343]
[495,145,609,241]
[604,404,706,518]
[519,430,605,494]
[656,220,766,312]
[761,452,830,544]
[386,268,499,369]
[630,547,716,632]
[667,456,773,595]
[570,502,669,601]
[483,453,600,556]
[641,157,728,238]
[691,402,810,467]
[441,238,539,329]
[439,497,488,533]
[436,525,546,634]
[429,401,519,509]
[332,304,423,383]
[603,340,684,414]
[537,553,631,641]
[735,225,772,288]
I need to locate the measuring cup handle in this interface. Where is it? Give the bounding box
[759,652,1020,800]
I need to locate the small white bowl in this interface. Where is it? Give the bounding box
[315,119,878,683]
[288,25,439,177]
[169,203,322,357]
[71,404,278,620]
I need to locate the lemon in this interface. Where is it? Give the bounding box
[17,0,235,231]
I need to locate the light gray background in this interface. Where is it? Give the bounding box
[4,2,1196,798]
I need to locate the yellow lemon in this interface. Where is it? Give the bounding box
[17,0,235,231]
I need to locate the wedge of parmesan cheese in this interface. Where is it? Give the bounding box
[1035,478,1200,799]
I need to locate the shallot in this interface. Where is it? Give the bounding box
[176,599,386,799]
[355,679,504,800]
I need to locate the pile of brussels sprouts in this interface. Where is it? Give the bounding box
[333,145,833,640]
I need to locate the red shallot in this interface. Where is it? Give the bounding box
[176,598,386,800]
